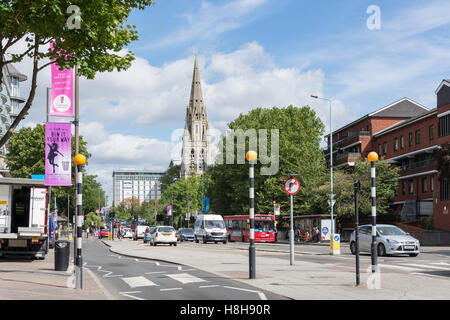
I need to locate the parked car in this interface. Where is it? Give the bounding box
[349,224,420,257]
[144,226,156,243]
[177,228,195,242]
[99,229,110,239]
[122,228,133,238]
[150,226,177,246]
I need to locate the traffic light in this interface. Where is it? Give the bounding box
[133,215,137,222]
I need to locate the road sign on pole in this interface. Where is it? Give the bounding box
[274,203,280,216]
[283,177,300,195]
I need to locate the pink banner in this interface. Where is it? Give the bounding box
[50,42,73,117]
[45,122,72,186]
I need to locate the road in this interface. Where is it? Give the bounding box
[180,240,450,279]
[82,238,290,300]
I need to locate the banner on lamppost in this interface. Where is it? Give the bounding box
[45,122,72,186]
[50,42,73,117]
[167,205,172,217]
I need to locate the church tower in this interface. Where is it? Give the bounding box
[181,56,212,178]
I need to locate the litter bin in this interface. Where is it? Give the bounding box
[54,240,70,271]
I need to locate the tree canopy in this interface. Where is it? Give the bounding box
[0,0,154,147]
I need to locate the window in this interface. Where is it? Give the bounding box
[422,177,428,193]
[394,138,398,151]
[383,142,387,155]
[408,179,414,194]
[441,180,449,201]
[415,130,420,144]
[429,125,435,140]
[430,176,435,192]
[439,114,450,137]
[400,136,404,149]
[402,181,406,195]
[409,132,413,147]
[378,144,381,155]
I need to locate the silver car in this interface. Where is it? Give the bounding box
[349,224,420,257]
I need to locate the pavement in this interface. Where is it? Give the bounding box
[0,242,112,300]
[104,239,450,300]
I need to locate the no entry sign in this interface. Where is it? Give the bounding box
[284,177,300,195]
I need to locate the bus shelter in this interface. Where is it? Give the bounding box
[278,214,336,243]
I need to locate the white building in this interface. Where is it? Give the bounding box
[112,169,166,205]
[0,63,27,175]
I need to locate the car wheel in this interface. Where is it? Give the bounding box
[195,236,199,243]
[409,253,419,257]
[350,241,356,255]
[223,240,227,244]
[377,243,386,257]
[174,242,177,247]
[214,241,217,244]
[203,237,207,244]
[228,235,232,242]
[143,240,147,243]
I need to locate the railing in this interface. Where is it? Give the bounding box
[326,131,371,151]
[335,152,361,161]
[400,159,437,172]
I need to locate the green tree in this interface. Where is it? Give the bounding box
[435,142,450,181]
[0,0,154,147]
[160,165,181,191]
[82,212,104,230]
[311,159,400,218]
[207,105,327,217]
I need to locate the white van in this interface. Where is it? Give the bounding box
[194,214,227,244]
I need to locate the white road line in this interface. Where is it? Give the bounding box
[199,285,220,289]
[222,286,267,300]
[160,287,183,291]
[119,291,145,300]
[166,273,207,284]
[378,264,421,272]
[404,263,450,271]
[411,273,450,280]
[122,276,158,288]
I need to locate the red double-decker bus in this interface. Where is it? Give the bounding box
[223,215,276,243]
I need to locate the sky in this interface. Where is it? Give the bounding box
[7,0,450,205]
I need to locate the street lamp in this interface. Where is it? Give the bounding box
[74,153,86,289]
[311,94,335,252]
[246,150,257,279]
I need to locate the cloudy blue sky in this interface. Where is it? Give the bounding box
[9,0,450,203]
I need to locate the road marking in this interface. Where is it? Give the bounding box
[411,273,450,280]
[122,276,158,288]
[222,286,267,300]
[166,273,207,284]
[199,285,220,289]
[404,263,450,271]
[378,264,420,272]
[119,291,145,300]
[160,287,183,292]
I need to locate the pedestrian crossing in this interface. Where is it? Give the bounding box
[377,260,450,277]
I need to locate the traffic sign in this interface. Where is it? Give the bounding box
[328,200,336,207]
[283,177,300,195]
[274,203,280,216]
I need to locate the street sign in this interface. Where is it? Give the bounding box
[283,177,300,195]
[203,198,210,212]
[167,205,172,217]
[328,200,336,207]
[274,203,280,216]
[185,212,190,221]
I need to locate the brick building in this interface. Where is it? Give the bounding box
[324,79,450,230]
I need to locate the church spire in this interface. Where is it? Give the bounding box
[189,55,206,118]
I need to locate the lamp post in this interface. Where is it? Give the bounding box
[246,150,257,279]
[311,94,335,252]
[367,151,379,273]
[74,153,86,289]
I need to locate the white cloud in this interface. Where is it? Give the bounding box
[152,0,267,48]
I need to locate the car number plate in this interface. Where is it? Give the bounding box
[163,234,170,236]
[404,245,415,250]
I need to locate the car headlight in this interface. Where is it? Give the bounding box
[387,239,399,244]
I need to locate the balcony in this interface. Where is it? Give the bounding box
[331,152,361,167]
[325,131,371,154]
[398,159,438,176]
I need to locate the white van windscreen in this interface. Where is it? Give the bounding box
[205,220,224,229]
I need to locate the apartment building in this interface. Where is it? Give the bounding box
[324,79,450,230]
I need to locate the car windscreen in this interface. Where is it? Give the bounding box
[254,221,274,232]
[205,220,224,229]
[181,228,194,234]
[158,227,175,233]
[377,226,407,236]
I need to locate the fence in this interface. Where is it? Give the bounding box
[409,231,450,245]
